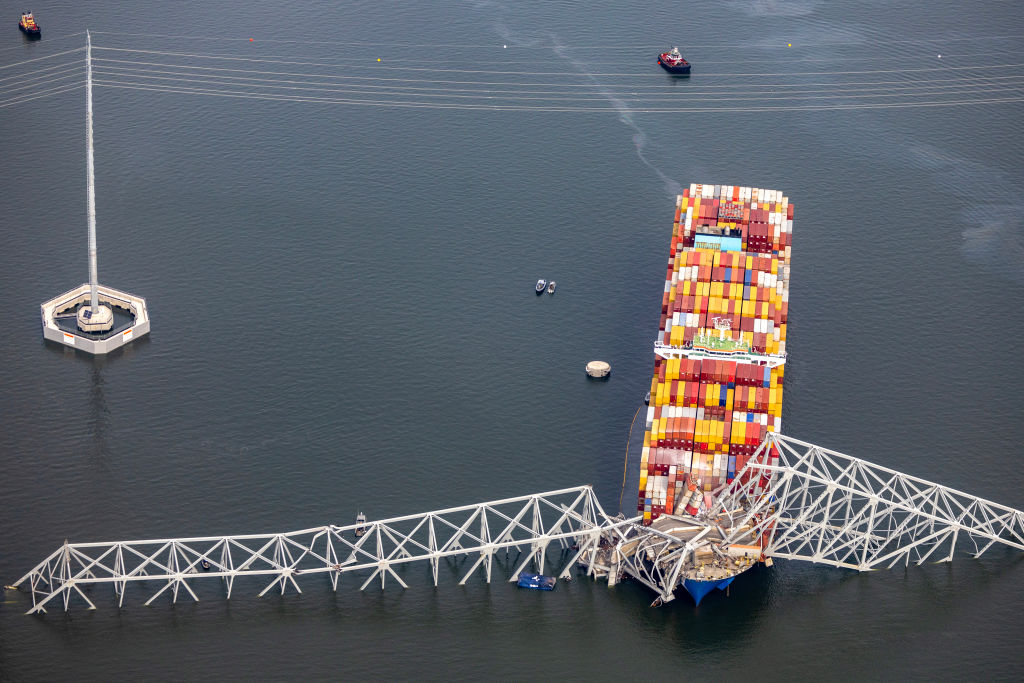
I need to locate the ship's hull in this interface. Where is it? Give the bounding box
[683,576,736,605]
[19,24,41,38]
[658,59,690,75]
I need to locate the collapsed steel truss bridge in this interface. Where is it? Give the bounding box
[11,435,1024,613]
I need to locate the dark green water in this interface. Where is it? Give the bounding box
[1,1,1023,680]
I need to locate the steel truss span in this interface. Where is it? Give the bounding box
[584,433,1024,605]
[717,433,1024,570]
[11,436,1024,613]
[12,486,629,614]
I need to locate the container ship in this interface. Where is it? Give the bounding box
[638,184,792,524]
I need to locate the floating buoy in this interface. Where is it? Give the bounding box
[377,58,382,62]
[787,43,792,47]
[586,361,611,378]
[503,44,507,48]
[249,38,254,42]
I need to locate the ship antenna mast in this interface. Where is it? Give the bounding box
[86,30,99,313]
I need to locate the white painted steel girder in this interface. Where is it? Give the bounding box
[12,435,1024,613]
[711,433,1024,571]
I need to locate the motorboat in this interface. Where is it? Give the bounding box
[547,281,557,294]
[354,511,367,538]
[535,279,546,294]
[658,47,690,75]
[18,11,40,38]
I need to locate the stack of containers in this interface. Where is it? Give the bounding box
[641,185,793,524]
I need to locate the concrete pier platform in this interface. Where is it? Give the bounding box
[41,283,149,354]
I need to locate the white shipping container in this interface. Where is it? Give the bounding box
[690,183,698,195]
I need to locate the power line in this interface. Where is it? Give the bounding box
[0,68,85,97]
[90,69,1024,104]
[91,46,1024,78]
[85,30,1024,50]
[0,47,85,70]
[0,60,83,83]
[90,56,1024,91]
[91,63,1024,97]
[0,82,84,108]
[93,79,1024,112]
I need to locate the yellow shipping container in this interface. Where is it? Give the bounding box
[726,388,735,412]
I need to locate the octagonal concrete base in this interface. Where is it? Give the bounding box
[41,283,150,355]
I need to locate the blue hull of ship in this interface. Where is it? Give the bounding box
[683,576,735,605]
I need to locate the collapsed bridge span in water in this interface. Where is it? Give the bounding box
[11,434,1024,613]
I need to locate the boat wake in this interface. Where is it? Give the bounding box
[470,0,685,199]
[549,34,684,199]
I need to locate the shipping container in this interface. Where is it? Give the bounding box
[640,185,793,522]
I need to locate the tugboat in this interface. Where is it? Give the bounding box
[18,11,40,38]
[657,47,690,75]
[354,511,367,538]
[535,279,546,294]
[547,280,557,294]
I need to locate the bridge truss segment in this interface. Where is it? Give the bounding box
[12,486,627,614]
[713,433,1024,570]
[584,433,1024,606]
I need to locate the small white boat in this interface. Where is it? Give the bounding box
[547,281,557,294]
[535,279,546,294]
[354,512,367,538]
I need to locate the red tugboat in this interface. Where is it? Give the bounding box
[657,47,690,75]
[18,11,40,38]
